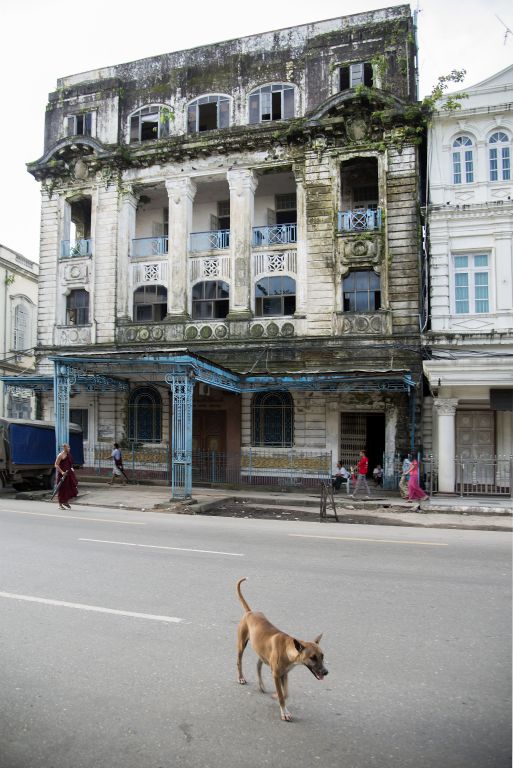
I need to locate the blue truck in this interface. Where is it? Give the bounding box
[0,419,84,491]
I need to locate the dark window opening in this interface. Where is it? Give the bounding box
[192,281,229,319]
[343,271,381,312]
[339,62,373,91]
[133,284,167,322]
[67,113,92,137]
[275,193,297,225]
[128,386,162,443]
[70,408,89,441]
[67,289,89,325]
[198,102,217,132]
[255,276,296,317]
[251,391,294,447]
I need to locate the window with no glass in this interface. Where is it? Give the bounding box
[67,113,93,137]
[187,96,230,133]
[129,105,172,143]
[249,84,295,123]
[339,62,373,90]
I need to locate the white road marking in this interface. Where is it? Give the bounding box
[1,509,145,525]
[79,538,245,557]
[0,591,182,623]
[288,533,448,547]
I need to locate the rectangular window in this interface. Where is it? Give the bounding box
[453,152,462,184]
[453,254,490,314]
[67,113,93,137]
[490,148,498,181]
[339,62,373,91]
[464,150,474,183]
[70,408,89,441]
[503,148,511,180]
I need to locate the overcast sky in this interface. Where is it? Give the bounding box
[1,0,511,262]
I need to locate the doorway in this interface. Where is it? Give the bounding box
[339,412,385,476]
[192,410,227,482]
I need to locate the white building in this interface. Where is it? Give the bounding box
[0,245,38,419]
[424,65,513,494]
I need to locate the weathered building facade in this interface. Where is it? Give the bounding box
[424,65,513,493]
[12,6,425,494]
[0,245,38,419]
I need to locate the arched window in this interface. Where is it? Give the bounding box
[133,285,167,322]
[489,131,511,181]
[13,303,29,350]
[66,289,89,325]
[452,136,474,184]
[251,392,294,447]
[129,105,172,143]
[249,84,295,123]
[128,386,162,443]
[192,281,229,319]
[187,95,230,133]
[343,270,381,312]
[255,276,296,316]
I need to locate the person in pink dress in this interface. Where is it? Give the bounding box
[54,443,79,510]
[406,458,427,501]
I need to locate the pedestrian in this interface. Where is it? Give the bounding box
[372,464,383,485]
[332,460,350,491]
[399,455,411,499]
[406,457,428,501]
[54,442,78,510]
[109,442,128,485]
[351,450,371,497]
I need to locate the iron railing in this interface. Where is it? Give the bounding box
[337,208,382,232]
[131,236,168,258]
[80,444,331,488]
[60,239,93,258]
[189,230,230,252]
[252,224,297,246]
[423,455,512,497]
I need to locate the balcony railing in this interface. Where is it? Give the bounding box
[60,239,93,258]
[189,230,230,252]
[131,236,168,258]
[338,208,382,232]
[252,224,297,246]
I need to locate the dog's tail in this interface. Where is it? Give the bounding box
[236,577,251,613]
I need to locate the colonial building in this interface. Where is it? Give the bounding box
[6,5,425,496]
[423,65,513,493]
[0,245,38,419]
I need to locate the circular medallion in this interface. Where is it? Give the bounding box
[200,325,213,339]
[138,328,150,341]
[266,322,279,337]
[250,324,264,338]
[125,328,136,341]
[151,326,164,340]
[281,322,294,337]
[342,318,352,334]
[185,326,198,340]
[214,324,228,338]
[355,316,369,332]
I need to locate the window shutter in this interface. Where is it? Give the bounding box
[67,117,75,136]
[350,63,364,86]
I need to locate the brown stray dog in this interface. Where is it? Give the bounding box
[236,577,328,721]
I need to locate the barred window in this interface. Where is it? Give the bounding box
[251,392,293,447]
[66,289,89,325]
[128,386,162,443]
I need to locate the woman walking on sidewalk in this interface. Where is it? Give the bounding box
[54,443,78,510]
[406,458,428,501]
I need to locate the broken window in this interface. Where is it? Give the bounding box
[191,281,230,319]
[339,62,373,90]
[249,84,295,123]
[66,289,89,325]
[342,271,381,312]
[129,105,172,143]
[133,285,168,322]
[187,95,230,133]
[255,276,296,317]
[67,113,93,137]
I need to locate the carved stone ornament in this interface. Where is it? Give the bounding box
[346,118,368,142]
[73,159,89,181]
[63,263,89,283]
[433,398,459,416]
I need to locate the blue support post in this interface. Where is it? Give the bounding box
[53,363,76,456]
[166,372,194,499]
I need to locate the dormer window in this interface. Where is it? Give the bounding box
[187,95,230,133]
[129,105,172,143]
[249,84,295,123]
[67,113,93,137]
[339,62,373,90]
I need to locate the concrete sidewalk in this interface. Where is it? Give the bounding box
[29,481,512,531]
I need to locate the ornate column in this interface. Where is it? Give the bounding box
[117,186,138,320]
[165,372,195,499]
[433,398,459,493]
[226,168,258,319]
[293,164,307,317]
[165,178,196,320]
[53,362,77,455]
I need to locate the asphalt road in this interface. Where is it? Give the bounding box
[0,497,511,768]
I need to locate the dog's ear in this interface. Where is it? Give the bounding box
[313,633,323,644]
[293,638,305,653]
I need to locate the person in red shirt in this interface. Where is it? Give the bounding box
[351,450,371,497]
